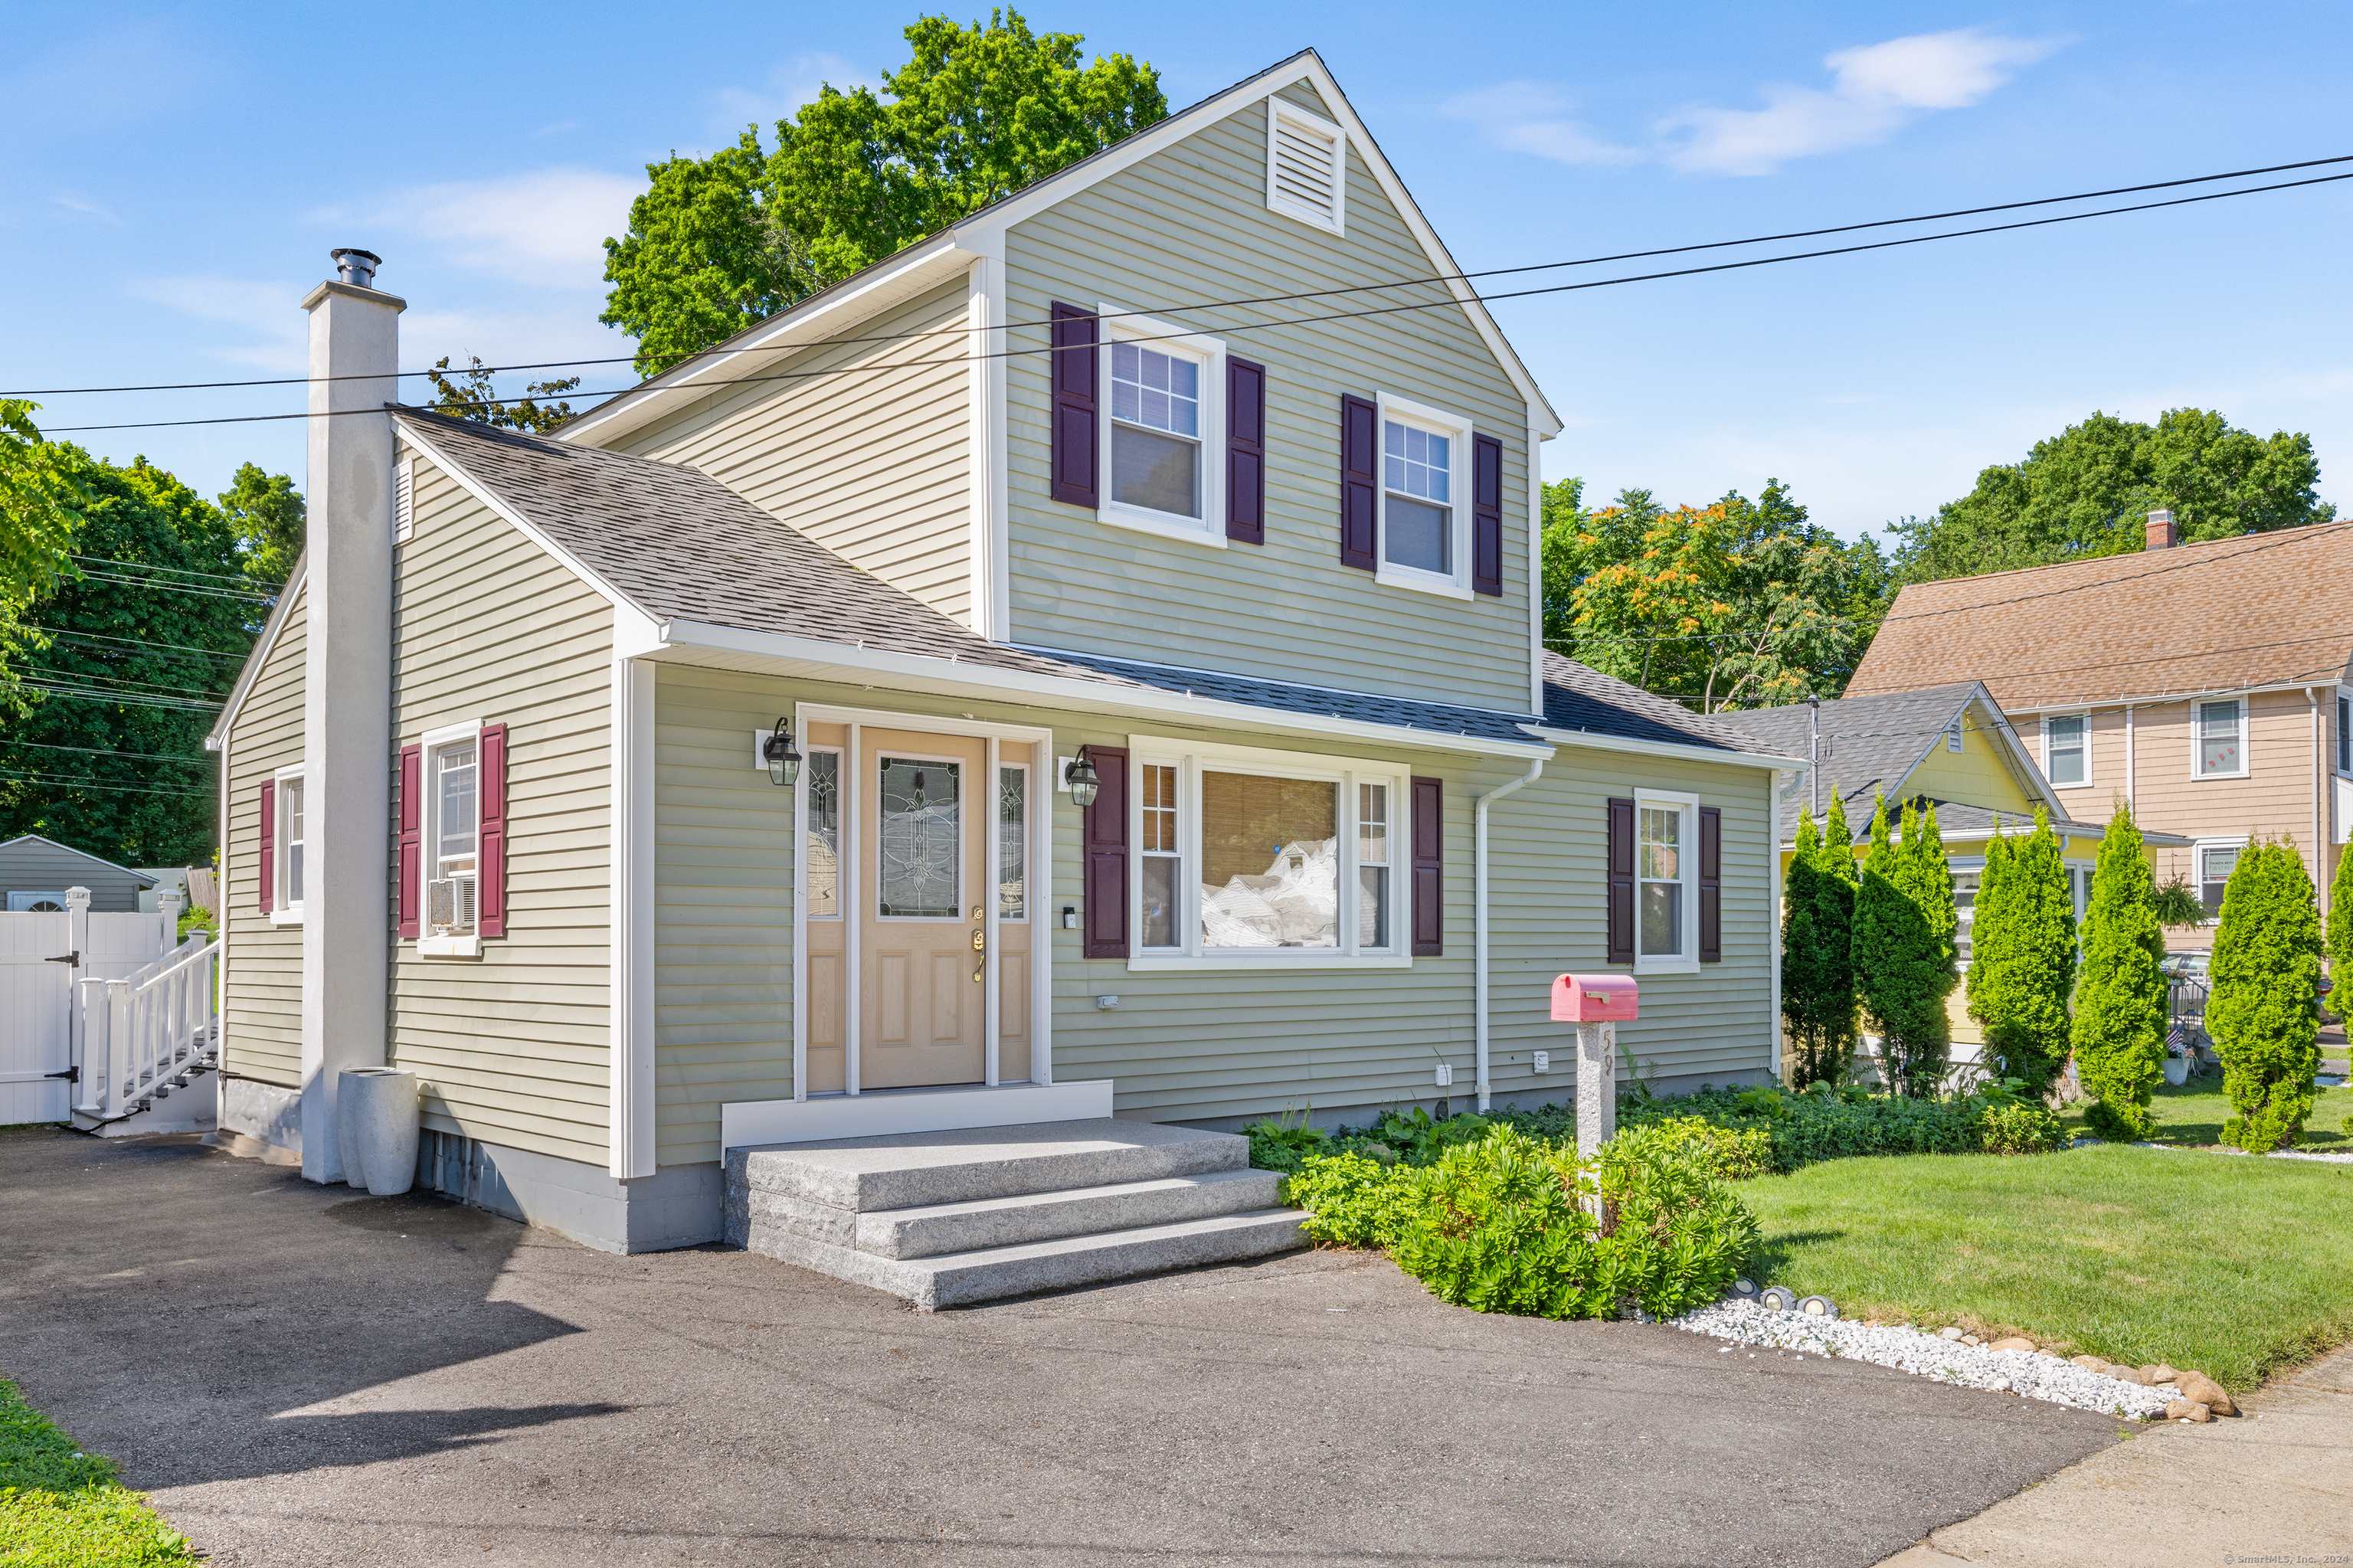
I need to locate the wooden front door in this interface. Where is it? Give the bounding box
[859,729,988,1088]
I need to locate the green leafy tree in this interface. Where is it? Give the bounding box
[1890,408,2335,584]
[2070,804,2168,1139]
[601,11,1167,375]
[0,400,85,699]
[1853,794,1956,1096]
[218,462,304,588]
[2207,838,2323,1152]
[1965,810,2078,1095]
[0,450,256,866]
[1781,800,1860,1088]
[421,356,583,435]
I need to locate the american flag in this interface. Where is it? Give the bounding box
[2167,1026,2188,1048]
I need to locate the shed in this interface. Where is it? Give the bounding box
[0,835,159,912]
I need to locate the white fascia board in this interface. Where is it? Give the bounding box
[1968,689,2069,817]
[1522,723,1804,772]
[952,53,1562,439]
[650,618,1551,759]
[2000,680,2330,716]
[207,552,309,750]
[558,234,983,447]
[391,418,666,655]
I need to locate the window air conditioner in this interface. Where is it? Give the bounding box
[426,874,478,935]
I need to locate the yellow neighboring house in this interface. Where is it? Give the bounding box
[1713,680,2187,1066]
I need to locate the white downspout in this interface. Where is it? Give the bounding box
[1474,756,1547,1112]
[2311,687,2322,875]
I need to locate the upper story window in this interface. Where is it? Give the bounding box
[1266,97,1346,234]
[2338,693,2350,775]
[1110,342,1203,519]
[1372,393,1475,598]
[2044,714,2087,786]
[2196,699,2245,777]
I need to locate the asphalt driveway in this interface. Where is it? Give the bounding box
[1,1125,2120,1567]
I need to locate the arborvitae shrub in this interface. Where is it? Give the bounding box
[2325,838,2353,1016]
[2208,838,2322,1152]
[1782,804,1860,1089]
[1856,794,1957,1096]
[1965,810,2078,1095]
[2070,804,2168,1140]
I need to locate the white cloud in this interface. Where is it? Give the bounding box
[128,277,308,372]
[714,51,878,130]
[1661,29,2065,175]
[1441,83,1641,169]
[310,168,640,290]
[51,191,123,224]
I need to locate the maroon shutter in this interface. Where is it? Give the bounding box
[477,724,508,938]
[257,780,276,914]
[1410,775,1443,957]
[1082,746,1129,959]
[1226,356,1266,545]
[1339,394,1377,571]
[396,744,422,939]
[1606,797,1635,966]
[1471,433,1504,597]
[1698,804,1723,964]
[1049,303,1098,509]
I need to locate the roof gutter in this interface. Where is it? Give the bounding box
[1520,723,1804,772]
[1998,679,2348,716]
[656,617,1554,759]
[1474,756,1546,1112]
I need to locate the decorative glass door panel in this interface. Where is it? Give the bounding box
[859,730,987,1088]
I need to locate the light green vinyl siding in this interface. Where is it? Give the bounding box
[644,662,1770,1160]
[388,451,615,1167]
[610,280,974,624]
[1003,83,1535,714]
[221,581,307,1087]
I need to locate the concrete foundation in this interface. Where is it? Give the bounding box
[220,1077,300,1152]
[415,1129,722,1255]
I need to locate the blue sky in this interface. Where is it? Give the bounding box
[5,2,2348,542]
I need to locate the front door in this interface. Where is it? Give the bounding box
[859,728,988,1088]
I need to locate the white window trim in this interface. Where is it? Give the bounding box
[415,718,483,958]
[1373,391,1475,601]
[1124,733,1409,971]
[2335,688,2352,777]
[1631,787,1700,976]
[270,762,307,926]
[2041,712,2092,789]
[2191,696,2250,780]
[2192,834,2250,926]
[1096,305,1226,548]
[1265,97,1347,235]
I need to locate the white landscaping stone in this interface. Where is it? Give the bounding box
[1667,1298,2181,1420]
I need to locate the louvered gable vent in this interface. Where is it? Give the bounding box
[1267,99,1345,234]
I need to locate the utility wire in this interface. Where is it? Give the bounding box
[21,666,230,699]
[68,555,279,590]
[29,628,252,662]
[63,569,273,604]
[34,167,2353,437]
[0,767,212,798]
[2,738,216,765]
[16,683,222,712]
[13,151,2351,399]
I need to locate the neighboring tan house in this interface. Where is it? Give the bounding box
[205,51,1797,1259]
[1851,511,2353,948]
[0,834,158,912]
[1713,682,2185,1070]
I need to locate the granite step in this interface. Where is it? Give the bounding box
[745,1206,1311,1310]
[725,1117,1246,1213]
[850,1167,1285,1259]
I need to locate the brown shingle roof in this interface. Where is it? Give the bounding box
[1848,521,2353,709]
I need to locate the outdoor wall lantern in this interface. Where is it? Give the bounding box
[763,719,803,788]
[1064,747,1100,807]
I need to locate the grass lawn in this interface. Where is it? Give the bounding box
[2057,1072,2353,1148]
[1740,1144,2353,1392]
[0,1379,192,1567]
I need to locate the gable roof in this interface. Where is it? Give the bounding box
[560,49,1559,448]
[1710,682,2070,844]
[1849,521,2353,710]
[384,411,1779,766]
[0,833,159,885]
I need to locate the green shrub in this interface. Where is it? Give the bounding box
[1965,811,2078,1095]
[1976,1099,2068,1155]
[1854,794,1958,1098]
[2072,805,2168,1139]
[1286,1151,1417,1249]
[1243,1115,1327,1175]
[2209,838,2324,1152]
[1619,1081,2062,1169]
[1783,800,1862,1089]
[1617,1115,1773,1180]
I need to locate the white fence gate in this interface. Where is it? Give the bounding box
[0,891,172,1124]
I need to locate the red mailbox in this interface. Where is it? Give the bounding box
[1551,973,1639,1023]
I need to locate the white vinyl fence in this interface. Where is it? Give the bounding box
[0,889,176,1124]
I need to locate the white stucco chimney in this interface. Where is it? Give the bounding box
[297,250,404,1185]
[2145,508,2176,550]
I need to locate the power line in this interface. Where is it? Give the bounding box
[69,555,279,590]
[0,767,211,798]
[2,738,216,765]
[16,683,222,713]
[62,569,273,604]
[34,166,2353,437]
[21,665,228,700]
[29,628,252,662]
[13,150,2351,399]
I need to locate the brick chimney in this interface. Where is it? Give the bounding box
[2145,508,2176,550]
[297,250,404,1186]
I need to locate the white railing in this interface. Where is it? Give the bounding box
[74,899,219,1125]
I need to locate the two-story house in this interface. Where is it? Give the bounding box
[206,51,1795,1267]
[1849,509,2353,946]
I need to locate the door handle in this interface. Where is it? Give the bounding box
[970,928,985,952]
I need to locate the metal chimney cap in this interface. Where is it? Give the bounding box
[331,248,384,288]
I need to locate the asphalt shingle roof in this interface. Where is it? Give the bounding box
[398,411,1753,756]
[1711,683,1988,842]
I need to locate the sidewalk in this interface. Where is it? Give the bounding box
[1876,1340,2353,1564]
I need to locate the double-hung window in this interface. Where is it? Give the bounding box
[1374,393,1474,597]
[271,764,307,922]
[2195,699,2245,777]
[2338,693,2351,775]
[2198,840,2243,919]
[1098,309,1226,545]
[428,736,479,935]
[2044,714,2088,787]
[1625,790,1700,972]
[1128,738,1407,968]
